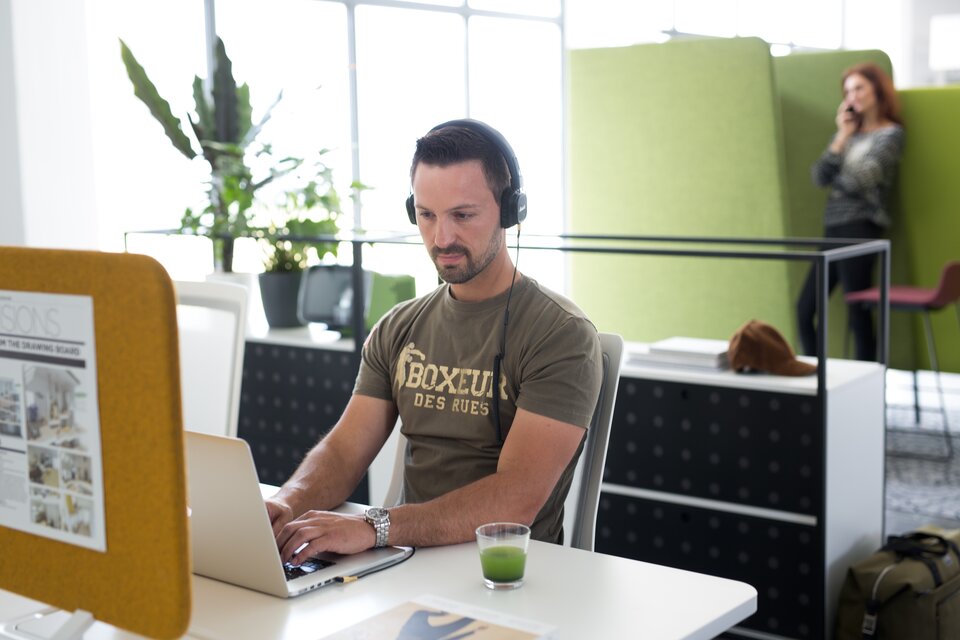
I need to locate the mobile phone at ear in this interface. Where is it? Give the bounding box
[845,105,863,128]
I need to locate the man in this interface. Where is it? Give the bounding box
[267,120,602,564]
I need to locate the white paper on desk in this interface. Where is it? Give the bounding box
[631,336,730,369]
[649,336,729,358]
[325,593,556,639]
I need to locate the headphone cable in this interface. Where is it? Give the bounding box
[493,225,521,443]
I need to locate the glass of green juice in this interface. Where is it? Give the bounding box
[475,523,531,590]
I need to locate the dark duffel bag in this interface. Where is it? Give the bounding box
[836,527,960,639]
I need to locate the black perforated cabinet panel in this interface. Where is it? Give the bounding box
[237,341,368,504]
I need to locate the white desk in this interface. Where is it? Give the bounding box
[1,540,755,639]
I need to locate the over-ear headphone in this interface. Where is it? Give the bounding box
[405,119,527,228]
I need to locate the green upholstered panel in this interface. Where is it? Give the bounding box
[771,50,904,363]
[368,271,416,330]
[568,37,794,345]
[567,39,953,371]
[894,87,960,371]
[773,50,892,237]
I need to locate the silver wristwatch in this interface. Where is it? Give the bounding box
[364,507,390,548]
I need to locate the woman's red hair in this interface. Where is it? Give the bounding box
[842,62,903,126]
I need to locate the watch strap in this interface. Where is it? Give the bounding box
[365,508,390,548]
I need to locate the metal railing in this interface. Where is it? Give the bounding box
[125,228,891,396]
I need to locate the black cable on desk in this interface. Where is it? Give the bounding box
[333,546,416,583]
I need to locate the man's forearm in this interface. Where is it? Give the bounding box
[271,438,363,517]
[271,395,398,519]
[386,467,548,547]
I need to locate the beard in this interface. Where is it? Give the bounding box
[431,227,503,284]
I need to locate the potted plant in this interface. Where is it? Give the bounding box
[120,37,304,272]
[256,159,347,328]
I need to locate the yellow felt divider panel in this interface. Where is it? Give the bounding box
[0,247,190,639]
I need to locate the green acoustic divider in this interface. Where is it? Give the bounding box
[568,37,794,345]
[771,50,907,364]
[894,86,960,372]
[568,37,955,370]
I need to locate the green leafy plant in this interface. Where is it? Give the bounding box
[257,155,354,273]
[120,37,353,272]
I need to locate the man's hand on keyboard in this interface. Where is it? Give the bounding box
[276,511,377,563]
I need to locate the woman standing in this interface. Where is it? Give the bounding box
[796,62,905,362]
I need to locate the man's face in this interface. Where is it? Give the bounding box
[410,160,503,285]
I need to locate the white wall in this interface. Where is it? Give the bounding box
[0,0,25,245]
[2,0,98,250]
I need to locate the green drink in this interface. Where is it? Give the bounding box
[476,522,530,590]
[480,545,527,584]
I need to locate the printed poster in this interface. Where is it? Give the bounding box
[0,290,106,551]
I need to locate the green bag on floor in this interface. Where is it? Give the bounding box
[835,526,960,639]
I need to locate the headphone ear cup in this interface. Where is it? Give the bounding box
[405,194,416,225]
[500,190,527,228]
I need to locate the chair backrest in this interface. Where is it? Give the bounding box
[930,261,960,309]
[381,332,625,552]
[298,266,416,331]
[297,265,368,329]
[382,422,406,509]
[567,332,624,551]
[174,280,248,437]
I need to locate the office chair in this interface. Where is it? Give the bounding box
[381,332,624,552]
[298,266,416,332]
[845,261,960,460]
[568,332,624,551]
[175,280,248,438]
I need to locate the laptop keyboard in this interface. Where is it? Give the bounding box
[283,557,336,581]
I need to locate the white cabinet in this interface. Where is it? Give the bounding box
[596,355,884,639]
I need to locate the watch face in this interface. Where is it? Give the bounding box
[366,507,388,521]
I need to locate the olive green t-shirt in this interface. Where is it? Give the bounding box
[354,276,602,543]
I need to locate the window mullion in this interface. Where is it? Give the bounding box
[346,4,362,230]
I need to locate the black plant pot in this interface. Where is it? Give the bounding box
[259,271,305,328]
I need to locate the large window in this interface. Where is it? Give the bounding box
[93,0,565,290]
[85,0,209,276]
[88,0,903,287]
[215,1,352,200]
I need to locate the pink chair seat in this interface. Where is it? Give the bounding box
[845,285,940,309]
[845,261,960,311]
[845,260,960,461]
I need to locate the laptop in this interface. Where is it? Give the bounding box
[185,431,412,597]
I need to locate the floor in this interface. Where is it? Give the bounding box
[883,368,960,535]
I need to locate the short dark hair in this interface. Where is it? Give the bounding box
[409,125,511,202]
